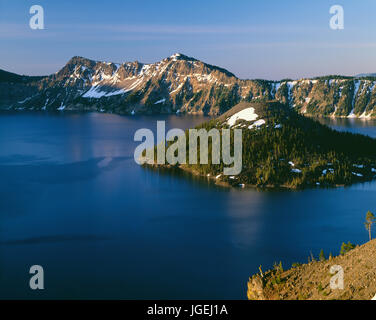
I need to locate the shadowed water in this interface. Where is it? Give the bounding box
[0,111,375,299]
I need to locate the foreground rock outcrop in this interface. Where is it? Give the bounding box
[247,240,376,300]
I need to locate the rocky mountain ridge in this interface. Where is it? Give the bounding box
[2,53,376,118]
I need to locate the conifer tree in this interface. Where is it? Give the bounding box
[319,249,325,261]
[365,211,376,241]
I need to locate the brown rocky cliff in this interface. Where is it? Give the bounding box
[248,240,376,300]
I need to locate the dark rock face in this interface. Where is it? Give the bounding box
[2,54,376,118]
[0,70,43,109]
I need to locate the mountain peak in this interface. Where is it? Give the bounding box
[66,56,94,65]
[168,53,197,62]
[170,53,182,59]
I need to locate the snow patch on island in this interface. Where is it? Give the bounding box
[227,107,259,127]
[248,119,266,129]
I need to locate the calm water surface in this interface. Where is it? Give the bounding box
[0,112,376,299]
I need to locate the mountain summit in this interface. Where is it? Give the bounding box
[2,54,376,118]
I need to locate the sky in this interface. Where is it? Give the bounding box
[1,0,376,80]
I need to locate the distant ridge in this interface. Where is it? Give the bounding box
[0,69,44,83]
[2,54,376,118]
[356,73,376,78]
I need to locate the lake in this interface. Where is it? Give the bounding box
[0,112,376,299]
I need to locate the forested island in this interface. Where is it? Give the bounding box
[145,101,376,189]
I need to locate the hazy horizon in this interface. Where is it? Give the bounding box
[1,0,376,80]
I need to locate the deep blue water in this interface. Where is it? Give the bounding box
[0,112,376,299]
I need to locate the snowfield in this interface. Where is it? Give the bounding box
[227,107,259,127]
[82,85,127,98]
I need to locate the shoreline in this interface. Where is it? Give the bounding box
[3,108,376,120]
[143,163,369,191]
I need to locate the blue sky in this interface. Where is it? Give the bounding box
[1,0,376,80]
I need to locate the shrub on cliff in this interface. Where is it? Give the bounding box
[340,242,356,255]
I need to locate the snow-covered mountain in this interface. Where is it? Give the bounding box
[2,54,376,118]
[3,53,241,115]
